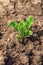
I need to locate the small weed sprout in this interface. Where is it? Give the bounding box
[9,16,34,39]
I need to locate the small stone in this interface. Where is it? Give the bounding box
[10,0,18,3]
[0,0,10,6]
[0,5,6,17]
[7,4,14,14]
[31,0,41,4]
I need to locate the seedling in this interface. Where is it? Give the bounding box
[9,16,34,39]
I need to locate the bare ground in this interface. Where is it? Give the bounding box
[0,0,43,65]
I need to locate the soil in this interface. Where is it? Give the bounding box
[0,0,43,65]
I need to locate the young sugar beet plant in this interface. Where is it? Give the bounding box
[9,16,34,39]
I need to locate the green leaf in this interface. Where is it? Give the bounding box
[26,16,34,29]
[24,30,33,37]
[28,30,33,36]
[9,16,34,39]
[9,21,19,31]
[19,20,26,34]
[24,30,29,36]
[17,35,24,39]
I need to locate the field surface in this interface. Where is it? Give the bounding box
[0,0,43,65]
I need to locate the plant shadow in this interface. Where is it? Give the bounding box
[29,30,43,42]
[20,30,43,45]
[36,30,43,36]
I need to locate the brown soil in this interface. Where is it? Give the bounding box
[0,0,43,65]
